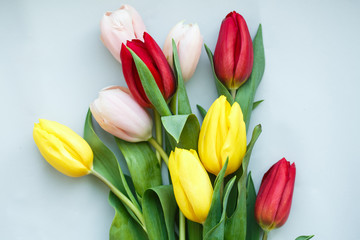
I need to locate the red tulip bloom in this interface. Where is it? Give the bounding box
[213,11,253,90]
[120,32,176,108]
[254,158,296,232]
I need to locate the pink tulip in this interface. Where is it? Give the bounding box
[254,158,296,232]
[100,5,146,62]
[90,86,152,142]
[163,21,203,82]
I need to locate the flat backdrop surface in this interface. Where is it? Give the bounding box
[1,0,359,239]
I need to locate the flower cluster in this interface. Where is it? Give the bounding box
[32,5,310,240]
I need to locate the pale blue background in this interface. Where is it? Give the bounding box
[1,0,359,239]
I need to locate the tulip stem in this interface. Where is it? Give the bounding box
[148,137,169,167]
[231,89,237,100]
[90,169,147,233]
[262,231,269,240]
[179,211,186,240]
[154,110,163,166]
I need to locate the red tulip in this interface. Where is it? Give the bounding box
[254,158,296,232]
[120,32,176,108]
[213,11,253,90]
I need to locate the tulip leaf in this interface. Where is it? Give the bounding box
[252,100,264,110]
[246,172,260,240]
[203,159,228,237]
[115,138,162,197]
[187,220,203,240]
[108,192,148,240]
[204,176,236,240]
[204,44,234,104]
[142,185,177,240]
[128,48,172,116]
[235,25,265,131]
[172,39,192,115]
[161,114,200,151]
[225,125,262,240]
[196,104,207,119]
[295,235,315,240]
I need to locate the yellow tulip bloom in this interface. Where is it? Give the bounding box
[198,95,246,176]
[169,148,213,223]
[33,119,93,177]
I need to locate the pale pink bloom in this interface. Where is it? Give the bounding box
[90,86,152,142]
[163,21,203,82]
[100,5,146,62]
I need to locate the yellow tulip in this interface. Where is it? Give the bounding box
[33,119,93,177]
[198,95,246,176]
[169,148,213,223]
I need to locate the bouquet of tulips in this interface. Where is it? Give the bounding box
[33,5,313,240]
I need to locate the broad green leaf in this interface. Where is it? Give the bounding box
[196,104,207,119]
[109,192,148,240]
[115,138,162,197]
[295,235,315,240]
[246,172,260,240]
[204,44,234,104]
[187,220,203,240]
[235,25,265,131]
[128,48,172,116]
[252,100,264,110]
[172,39,192,115]
[204,176,236,240]
[225,125,262,240]
[203,159,229,237]
[161,114,200,151]
[143,185,177,240]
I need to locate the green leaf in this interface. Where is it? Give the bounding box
[196,104,207,119]
[128,48,172,116]
[252,100,264,110]
[204,176,236,240]
[203,159,229,237]
[295,235,315,240]
[172,39,192,115]
[225,125,262,240]
[115,138,162,197]
[246,172,260,240]
[235,25,265,131]
[187,220,203,240]
[161,114,200,151]
[204,44,234,105]
[108,192,148,240]
[142,185,177,240]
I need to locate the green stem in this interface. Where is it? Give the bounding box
[91,169,147,233]
[262,231,269,240]
[231,89,236,100]
[179,211,186,240]
[148,137,169,167]
[170,91,178,114]
[154,110,163,166]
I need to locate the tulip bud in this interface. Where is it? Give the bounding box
[169,148,213,223]
[213,11,253,90]
[90,86,153,142]
[120,32,176,108]
[255,158,296,232]
[33,119,93,177]
[100,5,146,62]
[198,95,246,176]
[163,21,203,81]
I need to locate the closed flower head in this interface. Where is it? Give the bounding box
[198,95,247,176]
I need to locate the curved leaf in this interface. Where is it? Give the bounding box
[246,172,260,240]
[295,236,315,240]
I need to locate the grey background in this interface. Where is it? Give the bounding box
[1,0,359,239]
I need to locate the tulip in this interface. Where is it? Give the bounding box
[100,5,146,62]
[120,32,176,108]
[33,119,93,177]
[213,11,253,90]
[163,21,203,81]
[254,158,296,232]
[90,86,153,142]
[198,96,246,176]
[169,148,213,223]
